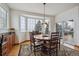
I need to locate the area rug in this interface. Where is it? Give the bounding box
[19,44,79,56]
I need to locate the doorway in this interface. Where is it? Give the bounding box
[56,20,74,45]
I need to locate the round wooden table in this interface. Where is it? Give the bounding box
[34,34,61,50]
[34,34,51,41]
[34,34,51,54]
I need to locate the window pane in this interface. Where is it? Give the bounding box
[0,7,7,30]
[0,17,3,29]
[27,18,42,32]
[20,16,26,32]
[27,18,36,32]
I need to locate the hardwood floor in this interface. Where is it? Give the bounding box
[8,45,20,56]
[7,40,79,56]
[21,40,30,45]
[7,40,30,56]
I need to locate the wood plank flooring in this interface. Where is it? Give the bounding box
[8,45,20,56]
[7,40,79,56]
[7,40,30,56]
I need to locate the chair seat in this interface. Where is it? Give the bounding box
[44,43,57,49]
[45,40,58,45]
[32,41,43,46]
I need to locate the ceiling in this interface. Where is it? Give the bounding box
[7,3,79,16]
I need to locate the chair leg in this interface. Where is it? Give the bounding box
[56,47,58,56]
[30,41,32,52]
[59,43,60,50]
[34,46,36,56]
[59,39,60,50]
[49,49,51,56]
[30,45,32,52]
[40,46,43,56]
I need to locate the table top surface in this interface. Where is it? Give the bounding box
[34,34,51,41]
[34,34,62,41]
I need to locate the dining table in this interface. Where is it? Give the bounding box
[34,34,61,49]
[34,34,51,41]
[34,34,51,54]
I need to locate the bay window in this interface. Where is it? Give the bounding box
[20,16,43,32]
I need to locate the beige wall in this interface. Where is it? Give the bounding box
[10,9,27,43]
[50,16,56,32]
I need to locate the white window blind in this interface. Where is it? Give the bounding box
[20,16,26,32]
[27,18,42,32]
[27,18,36,32]
[0,7,7,30]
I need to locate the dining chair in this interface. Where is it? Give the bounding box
[51,32,60,50]
[43,32,59,56]
[29,31,43,56]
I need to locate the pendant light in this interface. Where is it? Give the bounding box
[42,3,47,35]
[43,3,46,23]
